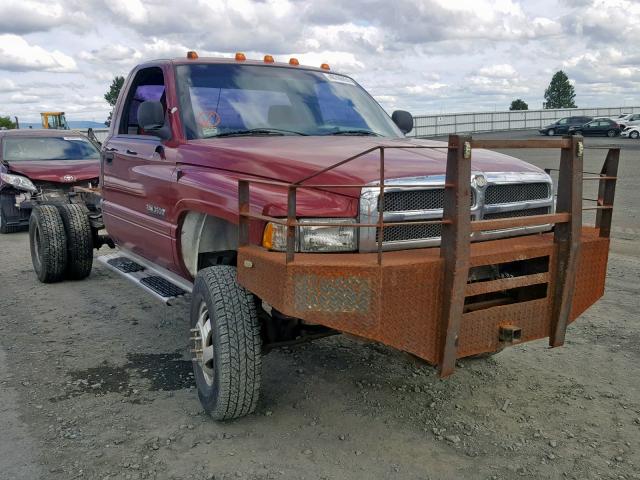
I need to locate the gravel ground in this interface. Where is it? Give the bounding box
[1,131,639,480]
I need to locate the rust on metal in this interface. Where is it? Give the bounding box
[238,180,250,247]
[470,213,570,232]
[595,148,619,238]
[438,135,472,377]
[549,135,583,347]
[236,134,618,373]
[465,272,549,297]
[286,186,297,263]
[471,138,572,149]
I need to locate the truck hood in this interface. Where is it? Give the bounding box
[182,136,544,194]
[6,160,99,183]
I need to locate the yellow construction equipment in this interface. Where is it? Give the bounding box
[40,112,69,129]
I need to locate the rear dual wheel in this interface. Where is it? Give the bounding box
[29,204,93,283]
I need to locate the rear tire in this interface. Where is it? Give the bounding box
[29,205,67,283]
[607,129,617,137]
[190,266,262,420]
[547,128,555,136]
[630,130,639,139]
[58,204,93,280]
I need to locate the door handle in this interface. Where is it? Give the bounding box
[126,149,138,155]
[103,152,114,163]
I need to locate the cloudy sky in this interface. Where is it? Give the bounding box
[1,0,638,124]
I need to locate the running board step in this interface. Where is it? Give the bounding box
[97,252,192,305]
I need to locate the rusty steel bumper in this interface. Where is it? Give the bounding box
[236,135,620,376]
[238,227,609,367]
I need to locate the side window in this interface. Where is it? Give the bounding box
[557,118,568,125]
[119,67,166,135]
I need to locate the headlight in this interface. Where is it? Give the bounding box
[0,173,37,192]
[262,218,357,252]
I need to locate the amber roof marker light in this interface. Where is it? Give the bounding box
[187,51,198,59]
[235,52,247,61]
[289,57,299,66]
[320,63,330,70]
[264,55,275,63]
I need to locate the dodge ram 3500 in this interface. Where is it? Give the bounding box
[28,52,619,420]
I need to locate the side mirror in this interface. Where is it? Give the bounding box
[392,110,413,134]
[138,101,171,140]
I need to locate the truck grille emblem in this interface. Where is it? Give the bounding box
[62,174,76,182]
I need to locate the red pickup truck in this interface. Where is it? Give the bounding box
[28,52,619,420]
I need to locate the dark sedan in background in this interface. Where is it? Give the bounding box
[539,116,593,136]
[568,118,621,137]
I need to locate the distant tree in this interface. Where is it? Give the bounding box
[0,116,16,129]
[104,75,125,126]
[509,99,529,111]
[544,71,577,109]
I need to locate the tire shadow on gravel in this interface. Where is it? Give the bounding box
[49,352,193,402]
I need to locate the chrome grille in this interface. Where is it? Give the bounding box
[381,189,444,211]
[483,207,550,220]
[484,183,550,205]
[359,173,554,252]
[377,223,442,243]
[380,189,474,211]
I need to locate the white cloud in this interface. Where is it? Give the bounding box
[0,34,77,72]
[1,0,639,122]
[0,79,19,91]
[10,93,40,104]
[477,64,517,78]
[0,1,80,34]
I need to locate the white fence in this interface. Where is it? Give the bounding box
[412,106,640,137]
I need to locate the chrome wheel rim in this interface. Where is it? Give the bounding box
[192,301,215,386]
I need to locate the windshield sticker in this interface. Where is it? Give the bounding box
[197,111,221,128]
[323,73,356,85]
[202,127,218,137]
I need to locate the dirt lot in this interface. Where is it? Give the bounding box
[1,131,639,480]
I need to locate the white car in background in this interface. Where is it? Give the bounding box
[611,113,640,129]
[621,125,640,139]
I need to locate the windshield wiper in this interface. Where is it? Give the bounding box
[213,128,307,137]
[327,129,382,136]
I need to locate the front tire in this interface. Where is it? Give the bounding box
[29,205,67,283]
[547,128,555,136]
[607,129,617,137]
[58,204,93,280]
[190,266,262,420]
[630,130,639,139]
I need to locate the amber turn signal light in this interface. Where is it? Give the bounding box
[187,51,198,59]
[235,52,246,61]
[320,63,330,70]
[289,57,299,66]
[264,55,275,63]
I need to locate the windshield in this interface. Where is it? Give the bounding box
[2,136,100,161]
[176,64,403,139]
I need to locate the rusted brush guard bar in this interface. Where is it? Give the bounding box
[237,135,619,377]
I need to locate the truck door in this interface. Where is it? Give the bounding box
[101,66,178,271]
